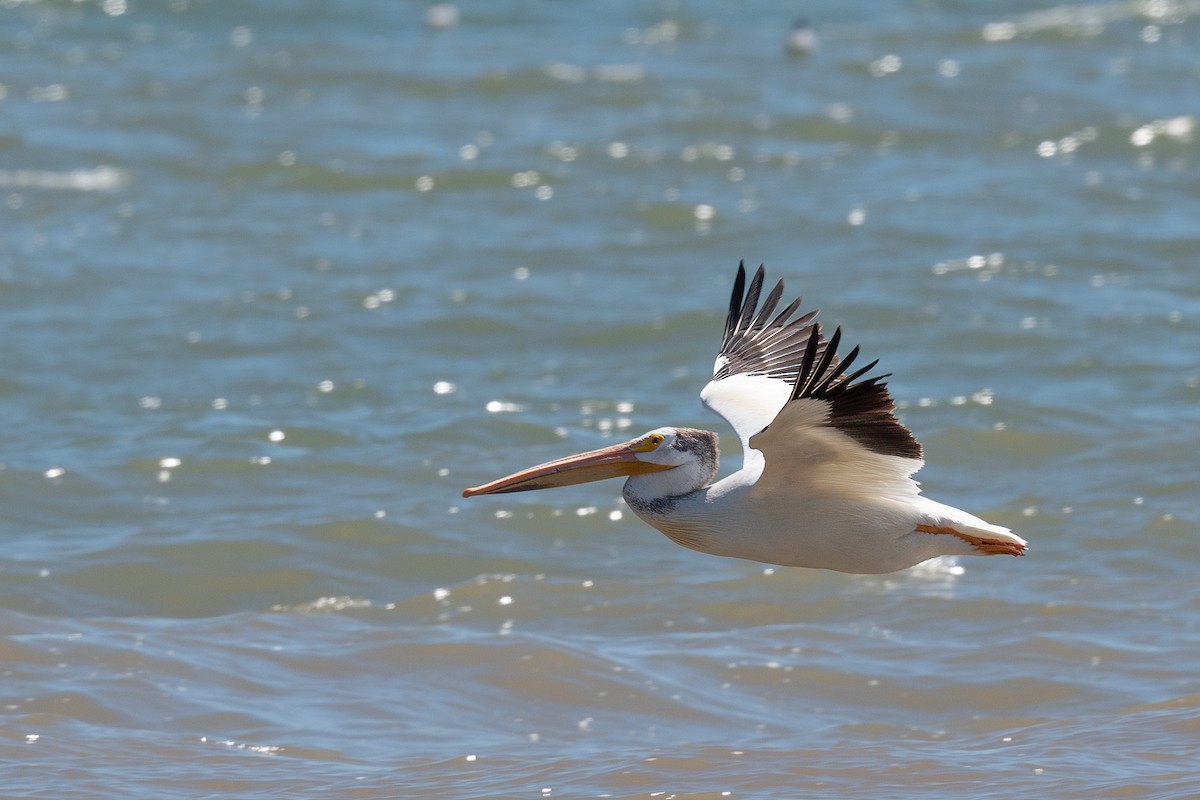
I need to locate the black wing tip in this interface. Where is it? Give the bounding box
[716,262,821,383]
[786,320,923,461]
[725,262,748,339]
[832,381,924,460]
[738,265,766,334]
[726,262,767,323]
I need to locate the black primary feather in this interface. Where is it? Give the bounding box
[788,324,921,460]
[713,262,823,384]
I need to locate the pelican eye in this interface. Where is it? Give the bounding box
[646,433,665,448]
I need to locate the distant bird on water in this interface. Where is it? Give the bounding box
[464,263,1027,574]
[424,3,459,30]
[785,19,818,57]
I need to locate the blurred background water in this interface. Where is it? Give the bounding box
[2,1,1199,797]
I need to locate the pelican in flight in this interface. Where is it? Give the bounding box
[463,263,1026,574]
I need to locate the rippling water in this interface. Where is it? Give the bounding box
[2,1,1199,797]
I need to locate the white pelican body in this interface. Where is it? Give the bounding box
[464,263,1026,574]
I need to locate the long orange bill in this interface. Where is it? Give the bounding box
[462,437,672,497]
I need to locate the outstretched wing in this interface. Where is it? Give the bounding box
[750,320,924,501]
[701,263,923,495]
[700,262,825,458]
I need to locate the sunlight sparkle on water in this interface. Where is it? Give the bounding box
[868,54,902,77]
[0,166,128,191]
[606,141,629,159]
[1130,116,1193,147]
[511,170,540,188]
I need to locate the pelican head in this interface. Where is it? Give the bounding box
[462,427,719,500]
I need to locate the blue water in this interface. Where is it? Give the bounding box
[2,1,1199,797]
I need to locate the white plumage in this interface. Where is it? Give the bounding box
[464,263,1027,574]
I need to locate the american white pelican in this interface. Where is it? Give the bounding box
[463,263,1027,574]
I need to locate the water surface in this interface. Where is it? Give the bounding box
[2,1,1198,797]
